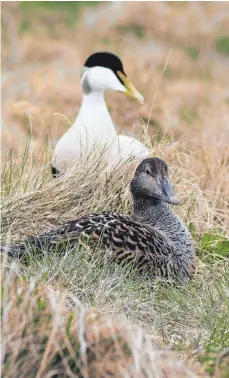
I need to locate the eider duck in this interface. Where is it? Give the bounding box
[52,52,150,176]
[5,158,195,282]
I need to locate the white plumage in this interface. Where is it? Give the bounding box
[52,52,150,175]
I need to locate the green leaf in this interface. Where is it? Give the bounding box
[66,312,74,337]
[38,298,46,311]
[201,232,229,257]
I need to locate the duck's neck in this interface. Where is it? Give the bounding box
[81,90,106,106]
[76,91,117,140]
[132,197,167,225]
[132,196,194,257]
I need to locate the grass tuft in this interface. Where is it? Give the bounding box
[1,134,229,376]
[1,2,229,375]
[1,260,211,378]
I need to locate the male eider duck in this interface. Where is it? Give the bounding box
[52,52,150,177]
[5,158,195,282]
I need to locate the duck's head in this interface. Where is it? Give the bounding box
[81,52,144,104]
[130,157,180,205]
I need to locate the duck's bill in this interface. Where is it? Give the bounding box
[164,196,180,205]
[153,194,180,205]
[161,178,180,205]
[117,71,144,104]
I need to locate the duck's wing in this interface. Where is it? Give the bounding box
[60,213,193,279]
[4,213,177,277]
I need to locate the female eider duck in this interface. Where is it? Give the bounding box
[5,158,195,282]
[52,52,150,177]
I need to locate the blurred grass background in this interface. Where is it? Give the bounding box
[2,1,229,158]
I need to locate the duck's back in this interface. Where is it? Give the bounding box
[7,213,195,281]
[113,135,150,162]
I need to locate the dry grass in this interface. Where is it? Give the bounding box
[2,2,229,154]
[1,135,229,243]
[1,264,209,378]
[1,2,229,377]
[1,136,229,377]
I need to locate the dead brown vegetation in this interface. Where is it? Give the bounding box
[1,264,208,378]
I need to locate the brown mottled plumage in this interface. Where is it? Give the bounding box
[3,158,196,282]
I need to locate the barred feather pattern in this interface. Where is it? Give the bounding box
[3,158,196,282]
[7,212,195,282]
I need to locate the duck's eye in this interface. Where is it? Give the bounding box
[145,169,151,175]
